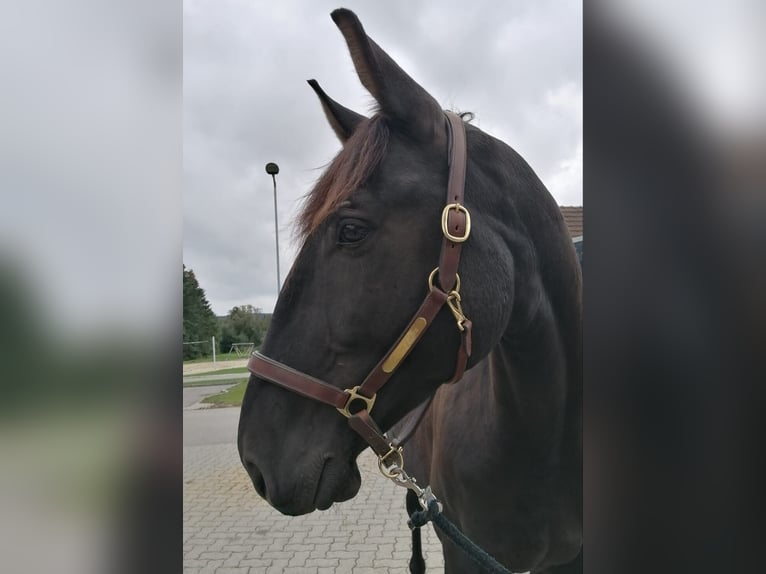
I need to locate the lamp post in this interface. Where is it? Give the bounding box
[265,162,281,295]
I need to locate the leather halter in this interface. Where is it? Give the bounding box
[248,111,473,463]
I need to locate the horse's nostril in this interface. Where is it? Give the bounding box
[254,473,266,497]
[244,459,267,497]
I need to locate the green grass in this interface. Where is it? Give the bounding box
[183,378,243,388]
[201,380,248,407]
[183,352,249,365]
[191,366,249,377]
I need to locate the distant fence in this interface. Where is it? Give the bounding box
[183,336,217,362]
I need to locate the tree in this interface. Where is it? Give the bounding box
[182,265,219,359]
[220,305,270,352]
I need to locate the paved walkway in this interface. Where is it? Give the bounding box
[184,408,445,573]
[184,359,249,375]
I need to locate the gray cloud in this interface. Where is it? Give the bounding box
[183,0,582,314]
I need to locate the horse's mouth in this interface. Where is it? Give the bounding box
[311,456,361,511]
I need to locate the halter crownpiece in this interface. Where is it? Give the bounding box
[247,111,472,474]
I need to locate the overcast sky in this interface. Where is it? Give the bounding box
[183,0,583,315]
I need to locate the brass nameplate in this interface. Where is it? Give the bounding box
[382,317,428,373]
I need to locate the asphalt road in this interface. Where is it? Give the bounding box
[184,406,241,447]
[183,383,242,447]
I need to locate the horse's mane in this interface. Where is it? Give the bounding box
[297,114,389,239]
[297,111,474,240]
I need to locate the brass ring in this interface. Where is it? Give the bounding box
[377,447,404,478]
[428,267,460,293]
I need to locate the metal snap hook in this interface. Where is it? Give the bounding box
[446,291,467,331]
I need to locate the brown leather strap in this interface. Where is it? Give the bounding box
[446,319,472,385]
[347,410,393,458]
[388,395,434,448]
[436,111,468,292]
[247,352,348,409]
[349,395,435,460]
[357,288,448,398]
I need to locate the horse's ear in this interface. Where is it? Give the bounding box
[307,79,366,142]
[330,9,445,144]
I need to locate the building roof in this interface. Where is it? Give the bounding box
[559,206,583,238]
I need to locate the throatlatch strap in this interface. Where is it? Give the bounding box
[388,396,434,448]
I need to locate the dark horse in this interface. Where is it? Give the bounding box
[238,9,581,573]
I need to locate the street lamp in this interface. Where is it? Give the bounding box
[265,162,281,295]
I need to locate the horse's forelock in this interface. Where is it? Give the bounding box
[297,115,389,239]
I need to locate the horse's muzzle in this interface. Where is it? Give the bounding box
[240,450,361,516]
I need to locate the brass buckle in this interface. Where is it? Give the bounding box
[441,203,471,243]
[336,385,376,418]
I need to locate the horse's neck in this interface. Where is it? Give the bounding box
[485,188,581,449]
[484,252,580,459]
[487,297,570,437]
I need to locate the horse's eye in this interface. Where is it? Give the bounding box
[338,221,369,245]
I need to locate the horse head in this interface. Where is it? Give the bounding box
[238,8,552,516]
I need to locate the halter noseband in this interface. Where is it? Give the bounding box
[247,111,473,467]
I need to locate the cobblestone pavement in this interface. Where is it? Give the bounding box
[184,440,445,573]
